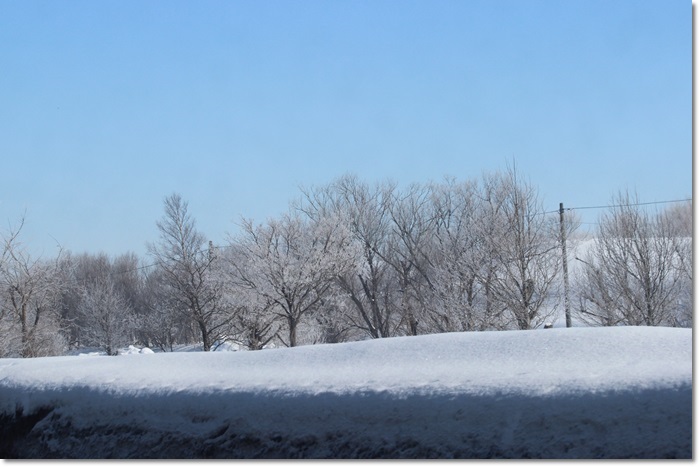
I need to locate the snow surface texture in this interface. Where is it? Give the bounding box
[0,326,691,458]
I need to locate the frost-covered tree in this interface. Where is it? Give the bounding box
[484,168,562,330]
[216,244,278,350]
[232,290,279,351]
[576,191,687,327]
[148,193,234,351]
[299,175,400,339]
[298,171,569,336]
[231,211,357,347]
[138,267,191,351]
[470,172,511,328]
[311,294,356,344]
[387,182,435,336]
[57,252,146,350]
[662,199,692,327]
[0,218,65,357]
[426,178,486,332]
[77,281,135,355]
[235,302,278,350]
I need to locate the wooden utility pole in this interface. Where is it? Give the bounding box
[208,240,215,262]
[559,203,572,328]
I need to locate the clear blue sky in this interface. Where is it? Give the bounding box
[0,0,691,257]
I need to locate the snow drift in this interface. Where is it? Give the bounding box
[0,326,691,458]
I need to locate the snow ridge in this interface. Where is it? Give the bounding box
[0,326,691,458]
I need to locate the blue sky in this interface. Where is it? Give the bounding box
[0,0,691,257]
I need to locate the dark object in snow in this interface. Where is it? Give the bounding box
[0,405,53,458]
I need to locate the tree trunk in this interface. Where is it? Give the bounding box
[287,316,298,347]
[198,319,211,351]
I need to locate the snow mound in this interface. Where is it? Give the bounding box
[118,345,154,355]
[0,326,691,458]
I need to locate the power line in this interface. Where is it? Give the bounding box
[546,198,691,214]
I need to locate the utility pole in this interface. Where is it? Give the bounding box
[208,240,215,262]
[559,203,572,328]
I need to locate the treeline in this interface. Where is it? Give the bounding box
[0,169,692,357]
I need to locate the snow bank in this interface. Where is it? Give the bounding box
[0,326,691,458]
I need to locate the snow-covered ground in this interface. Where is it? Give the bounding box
[0,326,691,458]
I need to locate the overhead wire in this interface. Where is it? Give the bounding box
[543,197,691,215]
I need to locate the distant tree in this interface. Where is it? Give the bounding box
[236,304,278,350]
[0,218,65,357]
[234,295,279,351]
[574,255,621,327]
[471,172,511,329]
[387,182,435,336]
[485,168,563,330]
[148,193,233,351]
[426,177,485,332]
[53,252,82,349]
[57,251,146,350]
[311,296,355,344]
[661,199,693,237]
[575,191,685,327]
[662,200,693,327]
[77,281,135,355]
[299,175,400,339]
[110,252,144,316]
[231,211,356,347]
[138,267,187,351]
[218,245,278,351]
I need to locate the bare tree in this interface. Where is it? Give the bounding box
[471,172,511,329]
[662,199,693,237]
[662,200,692,327]
[77,281,135,355]
[111,252,144,317]
[57,251,146,350]
[574,255,622,326]
[0,218,65,357]
[311,295,356,344]
[217,244,278,350]
[299,175,400,339]
[232,291,279,351]
[138,267,189,351]
[426,177,486,332]
[148,193,233,351]
[235,302,279,350]
[576,191,687,327]
[485,168,562,330]
[231,211,356,347]
[387,182,435,336]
